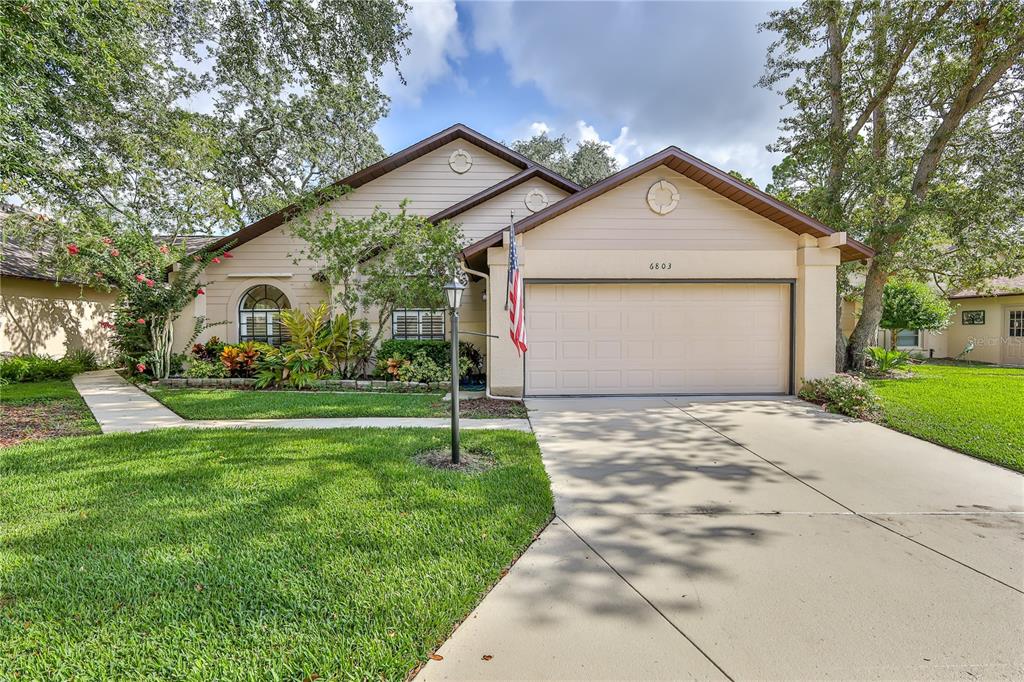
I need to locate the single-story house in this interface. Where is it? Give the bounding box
[841,275,1024,366]
[0,210,117,359]
[171,124,874,396]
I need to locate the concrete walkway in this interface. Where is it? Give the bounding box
[72,370,530,433]
[417,396,1024,681]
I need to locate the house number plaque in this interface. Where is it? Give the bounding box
[649,261,673,270]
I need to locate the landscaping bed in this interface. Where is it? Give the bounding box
[148,387,528,420]
[869,363,1024,472]
[0,380,100,446]
[0,427,553,679]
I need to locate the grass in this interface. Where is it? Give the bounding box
[149,387,528,420]
[0,379,100,446]
[869,363,1024,472]
[0,427,553,679]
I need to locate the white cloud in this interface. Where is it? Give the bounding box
[383,0,466,107]
[469,1,790,186]
[528,121,551,136]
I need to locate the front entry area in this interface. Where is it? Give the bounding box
[524,281,791,396]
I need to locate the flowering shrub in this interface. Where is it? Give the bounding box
[798,374,883,421]
[53,231,229,378]
[184,359,226,379]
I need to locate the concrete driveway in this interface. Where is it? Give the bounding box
[417,397,1024,681]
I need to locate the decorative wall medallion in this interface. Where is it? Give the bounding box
[524,188,549,213]
[448,149,473,174]
[646,180,680,215]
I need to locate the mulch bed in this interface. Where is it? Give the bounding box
[414,448,497,473]
[434,398,528,419]
[0,400,97,447]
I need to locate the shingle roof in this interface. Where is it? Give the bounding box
[461,146,875,263]
[950,275,1024,299]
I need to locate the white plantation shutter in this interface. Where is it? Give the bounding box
[392,309,445,340]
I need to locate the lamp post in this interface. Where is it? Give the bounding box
[443,276,466,464]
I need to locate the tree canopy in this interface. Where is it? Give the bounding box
[509,132,618,187]
[879,279,954,345]
[1,0,410,240]
[759,0,1024,369]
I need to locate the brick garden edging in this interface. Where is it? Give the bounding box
[156,377,445,392]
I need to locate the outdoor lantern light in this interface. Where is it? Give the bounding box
[443,278,465,310]
[443,276,466,464]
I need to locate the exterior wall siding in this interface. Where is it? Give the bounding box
[945,294,1024,365]
[484,165,837,396]
[0,277,117,360]
[172,140,522,352]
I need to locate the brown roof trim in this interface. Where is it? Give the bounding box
[200,123,570,257]
[428,167,580,224]
[462,146,875,263]
[949,290,1024,300]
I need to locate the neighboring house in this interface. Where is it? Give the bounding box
[174,124,873,397]
[841,275,1024,366]
[0,216,117,359]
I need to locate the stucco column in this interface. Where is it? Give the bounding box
[486,245,524,397]
[795,234,840,388]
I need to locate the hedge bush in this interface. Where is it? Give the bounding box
[798,373,883,421]
[376,339,483,377]
[0,351,98,383]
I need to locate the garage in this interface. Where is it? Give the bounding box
[524,282,791,396]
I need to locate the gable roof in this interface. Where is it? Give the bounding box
[200,124,580,256]
[427,166,579,224]
[462,146,875,263]
[950,274,1024,299]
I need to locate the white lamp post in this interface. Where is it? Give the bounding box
[443,276,466,464]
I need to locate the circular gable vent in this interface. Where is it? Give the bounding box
[646,180,679,215]
[524,188,550,213]
[448,149,473,174]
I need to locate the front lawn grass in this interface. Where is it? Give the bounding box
[149,387,528,419]
[0,427,553,679]
[870,363,1024,472]
[0,379,100,446]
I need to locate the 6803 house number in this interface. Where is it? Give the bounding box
[649,261,673,270]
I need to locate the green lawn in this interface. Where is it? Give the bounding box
[0,379,100,445]
[0,427,553,679]
[149,387,528,420]
[870,363,1024,472]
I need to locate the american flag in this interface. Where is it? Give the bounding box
[507,217,527,355]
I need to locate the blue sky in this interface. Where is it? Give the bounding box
[375,1,793,187]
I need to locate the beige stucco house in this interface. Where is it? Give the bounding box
[0,221,117,360]
[841,275,1024,366]
[169,124,874,396]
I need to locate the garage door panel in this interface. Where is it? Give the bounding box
[526,283,789,395]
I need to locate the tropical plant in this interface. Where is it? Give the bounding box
[798,374,883,421]
[864,347,910,373]
[375,339,483,378]
[219,342,261,378]
[184,359,225,379]
[253,349,287,389]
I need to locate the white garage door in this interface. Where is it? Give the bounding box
[525,282,790,396]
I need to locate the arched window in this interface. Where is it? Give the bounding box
[238,285,290,346]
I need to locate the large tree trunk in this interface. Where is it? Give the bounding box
[846,259,888,370]
[835,289,847,372]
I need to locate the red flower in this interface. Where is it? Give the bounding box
[211,257,221,264]
[136,274,145,282]
[99,320,114,330]
[136,363,146,372]
[223,252,233,258]
[136,318,145,324]
[196,288,205,295]
[102,237,113,245]
[67,244,79,255]
[159,245,170,254]
[110,248,120,257]
[146,279,154,287]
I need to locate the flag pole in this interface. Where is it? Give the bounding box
[504,210,513,311]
